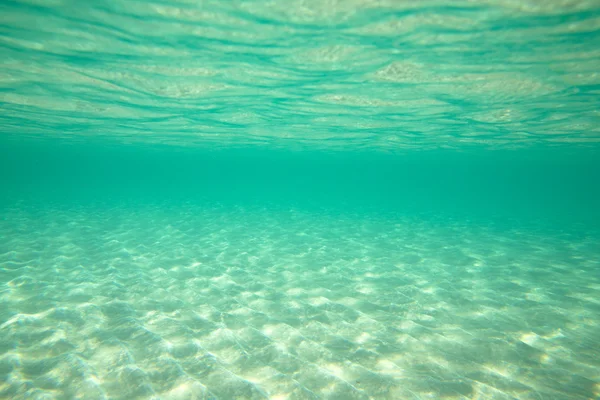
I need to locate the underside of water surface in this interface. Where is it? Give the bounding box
[1,1,600,399]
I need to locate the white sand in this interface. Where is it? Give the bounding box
[0,204,598,399]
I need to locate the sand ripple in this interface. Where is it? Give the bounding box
[1,205,599,399]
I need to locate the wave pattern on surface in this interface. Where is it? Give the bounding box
[1,205,599,399]
[1,0,600,149]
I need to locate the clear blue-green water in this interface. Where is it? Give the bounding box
[1,1,600,399]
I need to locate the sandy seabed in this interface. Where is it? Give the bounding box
[1,204,599,399]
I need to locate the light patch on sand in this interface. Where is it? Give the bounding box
[375,359,404,377]
[308,296,330,306]
[543,329,565,340]
[337,296,359,307]
[520,332,540,346]
[244,366,277,385]
[426,354,451,369]
[540,354,553,364]
[166,381,192,398]
[210,274,236,286]
[229,307,253,317]
[323,363,348,381]
[262,324,296,345]
[262,325,277,337]
[356,284,375,295]
[397,320,420,330]
[569,292,600,305]
[286,288,305,296]
[248,298,273,311]
[483,364,513,378]
[270,394,289,400]
[525,293,546,302]
[416,313,435,322]
[421,286,437,294]
[355,332,372,344]
[0,313,41,329]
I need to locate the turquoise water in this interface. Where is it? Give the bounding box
[1,1,600,399]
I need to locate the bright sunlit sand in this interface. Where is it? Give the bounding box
[1,204,598,399]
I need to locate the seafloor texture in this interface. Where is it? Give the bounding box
[1,204,598,399]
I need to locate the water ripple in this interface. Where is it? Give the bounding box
[1,0,600,149]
